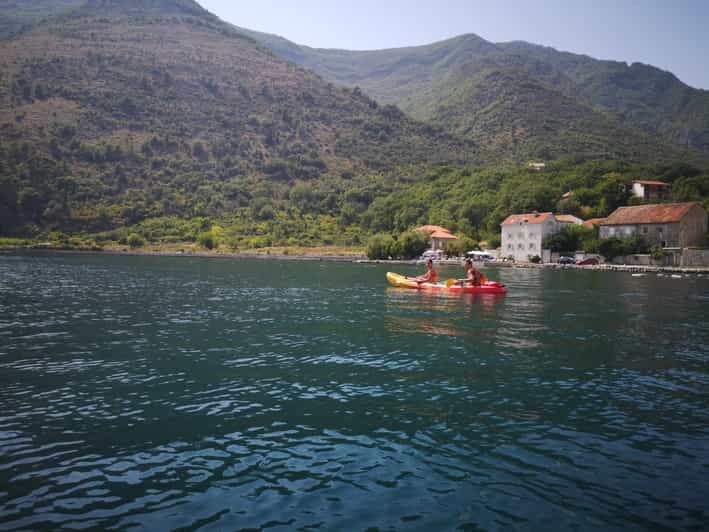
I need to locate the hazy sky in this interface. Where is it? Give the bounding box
[198,0,709,90]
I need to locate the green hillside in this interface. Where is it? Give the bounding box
[241,29,709,159]
[0,1,706,252]
[0,0,84,38]
[0,0,470,240]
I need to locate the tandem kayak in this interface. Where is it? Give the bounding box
[386,272,507,295]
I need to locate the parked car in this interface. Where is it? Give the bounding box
[466,251,494,261]
[558,256,576,264]
[421,250,443,260]
[577,257,599,266]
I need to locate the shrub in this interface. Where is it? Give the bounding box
[366,233,395,259]
[598,237,625,260]
[197,231,215,249]
[393,230,429,259]
[650,245,667,260]
[443,236,476,257]
[127,233,146,248]
[529,255,541,263]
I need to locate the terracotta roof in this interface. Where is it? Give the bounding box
[416,225,451,234]
[555,215,582,224]
[601,202,700,225]
[583,217,606,227]
[633,180,671,187]
[429,230,457,239]
[500,212,554,226]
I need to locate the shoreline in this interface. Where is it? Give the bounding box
[2,247,708,274]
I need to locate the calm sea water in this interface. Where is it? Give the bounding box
[1,252,708,531]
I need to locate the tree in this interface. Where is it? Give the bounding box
[366,233,395,259]
[393,230,429,259]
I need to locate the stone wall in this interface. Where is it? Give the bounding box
[681,248,709,267]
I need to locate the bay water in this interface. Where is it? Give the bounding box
[1,253,708,530]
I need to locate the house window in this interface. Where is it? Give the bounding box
[518,243,524,249]
[529,243,535,249]
[642,227,648,234]
[507,244,513,250]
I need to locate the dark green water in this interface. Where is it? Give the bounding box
[1,253,708,531]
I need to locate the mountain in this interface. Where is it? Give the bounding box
[239,29,709,157]
[0,0,84,38]
[0,0,470,235]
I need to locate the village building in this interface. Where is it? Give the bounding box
[555,214,584,226]
[599,202,707,248]
[500,212,560,262]
[629,180,672,202]
[416,225,457,251]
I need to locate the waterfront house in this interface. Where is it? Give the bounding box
[500,212,560,262]
[416,225,457,251]
[599,202,707,248]
[555,214,584,226]
[629,180,672,202]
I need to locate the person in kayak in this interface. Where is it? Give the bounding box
[458,258,482,286]
[409,259,438,284]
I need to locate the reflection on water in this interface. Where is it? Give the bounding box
[1,254,708,530]
[384,287,505,337]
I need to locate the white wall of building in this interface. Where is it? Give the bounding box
[501,218,559,262]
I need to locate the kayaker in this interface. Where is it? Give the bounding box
[409,259,438,284]
[458,258,482,286]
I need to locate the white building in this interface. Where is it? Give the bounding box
[501,212,560,262]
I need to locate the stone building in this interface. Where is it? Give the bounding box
[500,212,560,262]
[599,202,707,248]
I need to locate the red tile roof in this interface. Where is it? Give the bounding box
[583,217,606,227]
[601,202,701,225]
[429,230,457,239]
[416,225,451,234]
[633,180,671,186]
[500,212,554,226]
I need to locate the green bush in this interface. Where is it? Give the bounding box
[443,236,477,257]
[544,224,596,253]
[393,230,429,259]
[599,235,649,260]
[197,231,215,249]
[127,233,146,248]
[650,245,667,260]
[366,233,395,259]
[529,255,541,263]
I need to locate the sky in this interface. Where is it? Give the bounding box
[198,0,709,90]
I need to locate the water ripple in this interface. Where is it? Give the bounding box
[0,255,708,530]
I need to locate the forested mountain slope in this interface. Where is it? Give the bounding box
[240,28,709,158]
[0,0,470,234]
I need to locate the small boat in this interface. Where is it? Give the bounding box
[386,272,507,294]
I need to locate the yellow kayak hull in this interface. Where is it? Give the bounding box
[386,272,507,294]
